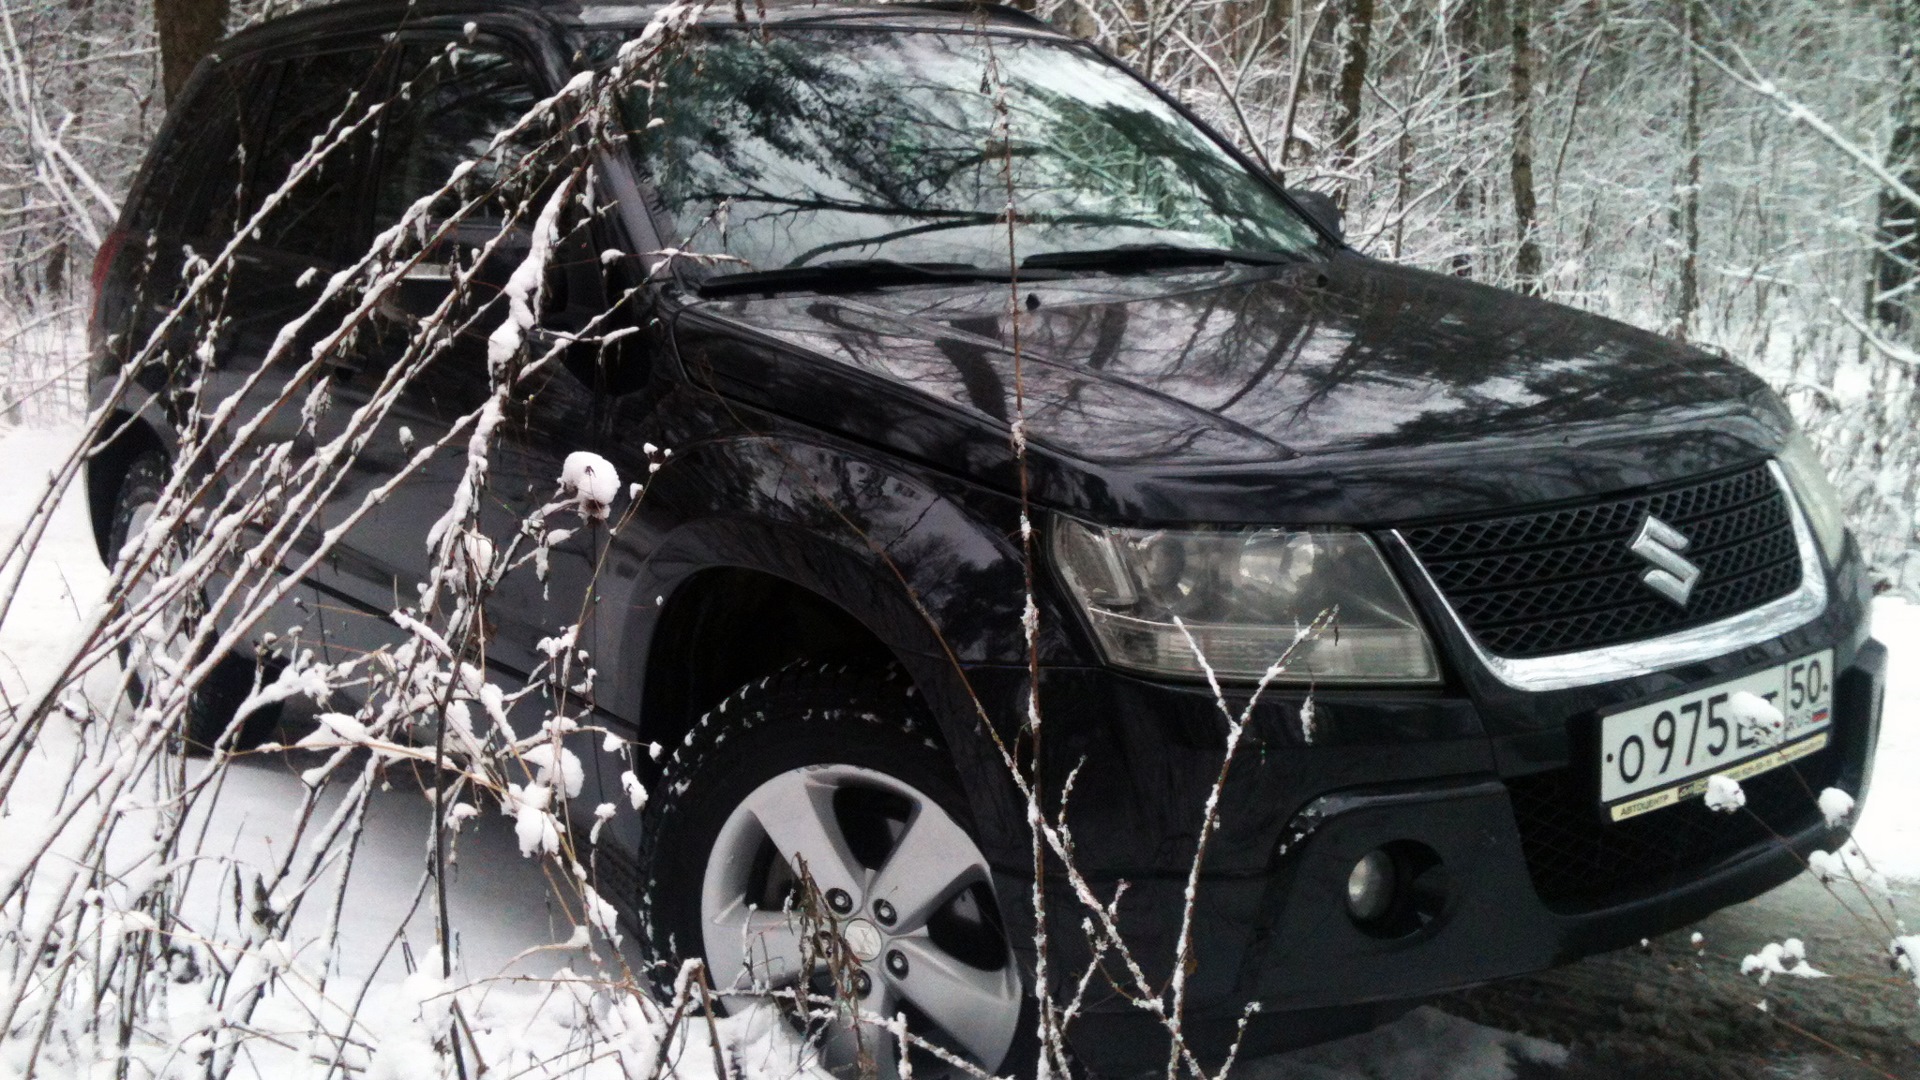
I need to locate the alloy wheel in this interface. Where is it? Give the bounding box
[700,763,1023,1078]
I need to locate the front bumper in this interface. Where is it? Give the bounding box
[951,551,1883,1070]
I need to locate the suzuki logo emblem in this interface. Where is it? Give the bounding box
[1629,515,1701,607]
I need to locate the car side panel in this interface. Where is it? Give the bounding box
[583,363,1074,858]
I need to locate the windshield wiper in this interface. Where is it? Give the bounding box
[1020,244,1300,274]
[695,259,1017,297]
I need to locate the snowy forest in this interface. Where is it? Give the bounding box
[0,1,1915,1079]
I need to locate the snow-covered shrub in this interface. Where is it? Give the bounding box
[0,8,796,1078]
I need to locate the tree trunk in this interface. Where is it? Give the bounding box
[1052,1,1099,40]
[1331,0,1374,197]
[1674,0,1703,341]
[1508,0,1543,294]
[154,0,228,105]
[1264,0,1293,46]
[1874,0,1920,331]
[1450,0,1484,278]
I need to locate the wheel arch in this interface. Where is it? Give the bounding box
[638,564,907,758]
[620,526,1035,903]
[86,411,172,563]
[596,435,1056,862]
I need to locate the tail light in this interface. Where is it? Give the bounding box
[90,228,127,320]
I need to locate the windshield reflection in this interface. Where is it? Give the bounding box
[623,28,1316,274]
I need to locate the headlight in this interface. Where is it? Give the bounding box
[1050,519,1439,684]
[1777,431,1847,568]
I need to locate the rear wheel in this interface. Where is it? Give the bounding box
[107,450,276,752]
[639,664,1032,1079]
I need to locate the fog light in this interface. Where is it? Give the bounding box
[1346,849,1396,923]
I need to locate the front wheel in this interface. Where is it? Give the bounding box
[638,664,1031,1079]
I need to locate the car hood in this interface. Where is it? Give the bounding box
[673,252,1791,524]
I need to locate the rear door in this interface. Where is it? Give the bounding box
[314,33,613,682]
[207,40,399,649]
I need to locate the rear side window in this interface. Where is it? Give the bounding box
[247,47,391,260]
[128,60,256,241]
[374,44,548,228]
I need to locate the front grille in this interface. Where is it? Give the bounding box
[1402,463,1803,658]
[1507,747,1839,909]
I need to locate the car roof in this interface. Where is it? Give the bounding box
[215,0,1063,59]
[570,0,1060,30]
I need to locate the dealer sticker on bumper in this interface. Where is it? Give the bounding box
[1600,650,1834,822]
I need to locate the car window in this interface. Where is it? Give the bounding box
[623,28,1318,272]
[131,59,257,241]
[375,44,548,230]
[248,46,390,260]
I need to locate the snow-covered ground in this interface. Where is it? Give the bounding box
[1853,597,1920,880]
[0,425,558,980]
[0,418,1913,1078]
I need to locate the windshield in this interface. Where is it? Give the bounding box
[622,27,1319,275]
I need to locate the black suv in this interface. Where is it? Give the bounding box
[87,1,1884,1074]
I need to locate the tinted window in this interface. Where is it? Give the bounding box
[131,60,256,240]
[375,45,547,227]
[248,47,389,259]
[625,29,1317,272]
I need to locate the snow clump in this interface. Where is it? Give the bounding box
[621,770,648,810]
[505,782,563,856]
[1727,691,1785,746]
[1808,842,1890,895]
[1818,787,1855,828]
[1741,938,1826,985]
[523,742,585,799]
[1704,774,1746,814]
[559,451,620,521]
[1890,935,1920,1006]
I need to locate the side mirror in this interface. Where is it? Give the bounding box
[1286,188,1344,244]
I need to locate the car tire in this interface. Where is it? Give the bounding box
[638,662,1042,1079]
[107,450,278,753]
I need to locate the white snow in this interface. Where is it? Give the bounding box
[1728,689,1786,746]
[559,450,620,522]
[504,780,563,856]
[1740,938,1827,984]
[1705,774,1747,813]
[1853,595,1920,880]
[621,769,648,810]
[1807,842,1891,896]
[1891,934,1920,1006]
[523,740,586,799]
[1819,786,1855,828]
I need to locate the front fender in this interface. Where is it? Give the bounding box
[593,432,1078,861]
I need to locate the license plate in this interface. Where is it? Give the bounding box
[1600,650,1834,821]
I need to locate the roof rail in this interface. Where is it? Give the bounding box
[851,1,1055,32]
